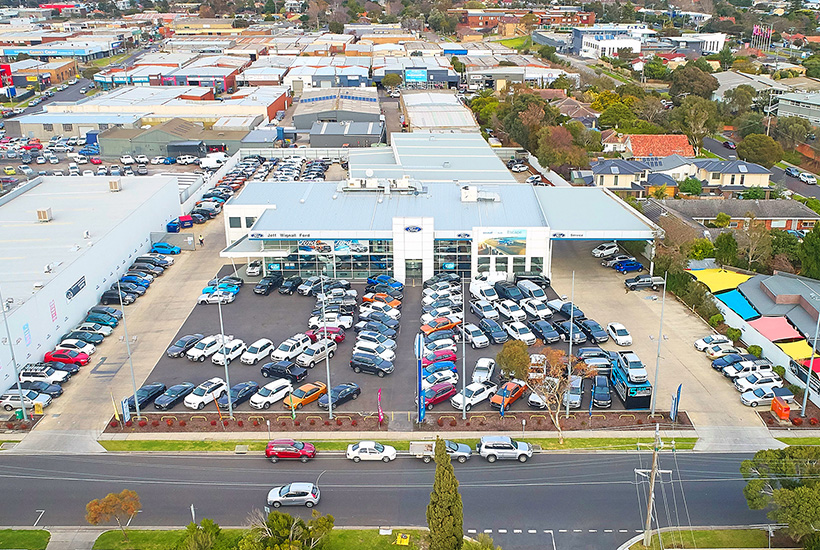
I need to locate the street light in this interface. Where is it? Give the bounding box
[216,294,233,418]
[117,281,141,419]
[565,271,575,417]
[321,291,332,420]
[0,283,27,421]
[650,273,667,416]
[801,293,820,418]
[461,274,467,420]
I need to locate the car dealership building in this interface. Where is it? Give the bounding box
[221,134,661,283]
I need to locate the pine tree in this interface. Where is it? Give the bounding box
[427,437,464,550]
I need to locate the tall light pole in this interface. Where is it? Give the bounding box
[117,281,140,418]
[650,273,667,416]
[0,283,27,421]
[217,295,233,418]
[801,293,820,418]
[461,274,467,420]
[565,271,575,417]
[321,292,332,420]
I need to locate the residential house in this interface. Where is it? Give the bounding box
[692,159,771,189]
[637,154,696,182]
[589,158,678,197]
[650,198,819,233]
[601,129,628,153]
[552,96,598,128]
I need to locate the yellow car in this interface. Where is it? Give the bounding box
[282,382,327,410]
[4,166,16,175]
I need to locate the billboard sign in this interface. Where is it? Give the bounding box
[298,240,333,254]
[476,228,527,256]
[334,240,368,254]
[405,69,427,83]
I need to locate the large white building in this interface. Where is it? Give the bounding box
[580,34,641,59]
[0,176,180,395]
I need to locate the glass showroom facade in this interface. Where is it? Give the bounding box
[260,238,394,279]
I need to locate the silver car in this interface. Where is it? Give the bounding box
[477,435,533,463]
[266,482,320,508]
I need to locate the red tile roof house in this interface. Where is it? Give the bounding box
[626,134,694,158]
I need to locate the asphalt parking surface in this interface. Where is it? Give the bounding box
[144,265,628,415]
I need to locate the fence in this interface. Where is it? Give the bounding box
[150,231,196,251]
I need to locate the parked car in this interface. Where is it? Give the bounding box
[711,353,758,371]
[197,290,235,305]
[217,381,260,408]
[800,172,817,185]
[785,166,801,178]
[741,386,795,407]
[318,382,361,409]
[44,349,89,365]
[734,372,783,393]
[125,382,167,411]
[526,319,560,343]
[282,382,327,409]
[151,242,181,255]
[613,260,644,274]
[100,289,134,306]
[457,323,490,349]
[489,380,526,411]
[346,440,396,462]
[265,439,316,463]
[15,380,63,398]
[260,360,308,383]
[350,353,393,377]
[184,378,227,410]
[591,375,612,408]
[503,321,536,345]
[478,318,508,344]
[251,379,293,409]
[254,276,282,295]
[279,276,303,295]
[592,242,619,258]
[476,435,532,463]
[607,322,632,346]
[154,382,196,410]
[579,319,609,344]
[555,320,587,344]
[706,343,743,360]
[211,339,247,366]
[694,334,731,351]
[450,380,496,411]
[240,338,274,364]
[61,330,103,345]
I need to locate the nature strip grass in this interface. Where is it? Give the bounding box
[0,529,50,550]
[630,528,779,550]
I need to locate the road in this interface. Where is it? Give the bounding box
[0,452,766,549]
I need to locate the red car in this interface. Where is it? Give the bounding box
[419,382,457,410]
[265,438,316,463]
[421,349,457,368]
[22,142,43,151]
[306,326,345,343]
[45,349,90,366]
[89,157,102,165]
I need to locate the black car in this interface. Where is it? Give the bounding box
[154,382,195,410]
[592,375,611,408]
[278,275,303,295]
[216,275,244,287]
[424,273,460,288]
[579,319,608,344]
[494,281,524,302]
[350,353,393,377]
[89,305,123,320]
[261,360,308,383]
[100,289,134,306]
[111,282,145,297]
[254,275,284,295]
[61,330,103,345]
[166,334,205,358]
[130,262,163,276]
[423,329,456,344]
[478,318,508,344]
[190,208,217,219]
[555,320,587,344]
[365,284,403,300]
[358,310,400,329]
[191,213,207,224]
[317,382,360,409]
[525,320,560,344]
[310,303,355,317]
[422,299,462,314]
[217,381,260,408]
[315,279,351,295]
[45,360,81,375]
[354,320,397,339]
[15,380,63,398]
[126,382,167,411]
[136,256,171,268]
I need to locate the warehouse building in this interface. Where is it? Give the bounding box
[6,112,147,141]
[291,87,380,130]
[402,91,479,133]
[99,118,248,157]
[0,175,180,396]
[308,120,385,148]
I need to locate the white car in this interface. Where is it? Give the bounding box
[694,334,731,351]
[346,440,397,462]
[357,331,396,350]
[799,172,817,185]
[470,300,499,320]
[360,302,401,320]
[135,155,149,164]
[271,334,312,361]
[472,358,495,383]
[504,321,537,345]
[496,300,526,322]
[56,338,96,355]
[120,155,135,165]
[150,156,166,165]
[249,378,293,410]
[422,369,459,390]
[592,242,619,258]
[420,308,458,325]
[177,155,198,165]
[353,341,396,362]
[211,339,246,366]
[607,322,632,346]
[82,170,94,177]
[458,323,490,349]
[705,343,741,360]
[525,175,543,185]
[307,312,353,330]
[520,298,551,319]
[422,286,459,299]
[424,338,457,354]
[510,163,528,173]
[197,290,236,305]
[422,291,462,306]
[734,372,783,393]
[246,261,262,277]
[740,387,795,407]
[450,381,497,411]
[186,334,233,361]
[240,338,274,365]
[144,252,174,265]
[74,322,113,337]
[183,377,227,410]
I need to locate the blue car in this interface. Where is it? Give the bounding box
[151,242,181,255]
[785,167,801,178]
[217,381,260,408]
[163,156,176,164]
[711,353,756,371]
[201,283,240,295]
[85,312,119,327]
[366,274,404,290]
[120,275,151,288]
[423,361,458,377]
[614,260,644,274]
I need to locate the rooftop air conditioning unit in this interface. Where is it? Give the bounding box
[37,208,52,222]
[109,179,122,192]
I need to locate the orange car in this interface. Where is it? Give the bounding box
[283,382,327,409]
[420,316,462,336]
[362,292,402,309]
[490,380,526,411]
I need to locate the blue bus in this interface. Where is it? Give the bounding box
[610,362,652,409]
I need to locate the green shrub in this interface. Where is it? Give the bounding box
[782,150,803,165]
[803,532,820,550]
[773,365,786,378]
[726,327,742,343]
[709,314,724,327]
[748,345,762,358]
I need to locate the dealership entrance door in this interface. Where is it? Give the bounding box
[405,260,422,284]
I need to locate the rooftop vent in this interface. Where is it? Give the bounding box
[109,179,122,192]
[461,185,478,203]
[36,207,52,223]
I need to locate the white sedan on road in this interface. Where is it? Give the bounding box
[346,441,397,463]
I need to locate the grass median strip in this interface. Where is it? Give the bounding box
[99,437,696,453]
[776,437,820,446]
[0,529,50,550]
[630,528,784,550]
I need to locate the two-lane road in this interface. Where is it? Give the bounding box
[0,452,766,549]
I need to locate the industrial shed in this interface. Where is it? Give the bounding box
[291,87,381,129]
[309,120,385,147]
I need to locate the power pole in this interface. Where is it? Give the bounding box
[641,424,661,547]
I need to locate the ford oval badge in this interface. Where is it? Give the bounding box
[457,233,470,239]
[405,226,422,233]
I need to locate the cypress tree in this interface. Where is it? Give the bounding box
[427,437,464,550]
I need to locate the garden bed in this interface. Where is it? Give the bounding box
[103,412,388,433]
[417,410,692,432]
[1,414,43,433]
[760,395,820,430]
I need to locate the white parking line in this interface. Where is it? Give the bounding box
[498,529,507,534]
[528,529,537,534]
[484,529,493,534]
[514,529,522,534]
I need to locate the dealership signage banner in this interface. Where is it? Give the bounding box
[476,228,527,256]
[65,276,86,301]
[298,240,333,254]
[405,69,427,82]
[333,240,368,253]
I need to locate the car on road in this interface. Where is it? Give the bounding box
[694,334,731,351]
[217,381,260,409]
[591,375,612,408]
[265,439,316,463]
[166,334,204,358]
[490,380,526,411]
[184,377,227,410]
[723,141,736,149]
[125,382,166,411]
[153,382,196,410]
[785,167,801,178]
[347,440,397,462]
[607,322,632,346]
[476,435,532,463]
[266,482,320,508]
[250,379,293,409]
[800,172,817,185]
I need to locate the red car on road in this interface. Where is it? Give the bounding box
[45,349,90,366]
[265,439,316,463]
[421,349,457,368]
[306,326,345,343]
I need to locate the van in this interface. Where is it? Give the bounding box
[19,364,70,384]
[469,281,498,302]
[517,280,546,300]
[295,338,337,368]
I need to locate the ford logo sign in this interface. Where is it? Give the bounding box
[405,226,422,233]
[552,232,566,238]
[457,233,471,239]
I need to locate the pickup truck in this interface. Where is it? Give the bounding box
[409,440,472,463]
[624,274,665,291]
[450,380,497,411]
[546,299,585,320]
[617,350,649,383]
